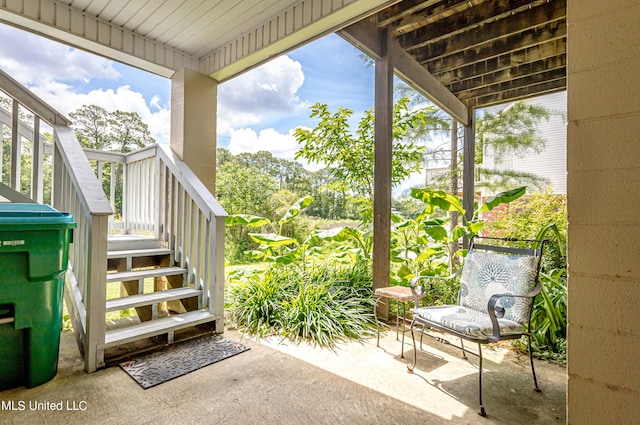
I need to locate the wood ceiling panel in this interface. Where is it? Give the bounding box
[375,0,567,108]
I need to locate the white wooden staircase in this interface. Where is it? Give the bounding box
[0,69,227,373]
[101,238,216,361]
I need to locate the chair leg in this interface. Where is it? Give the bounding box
[400,301,406,358]
[527,334,541,392]
[374,296,382,348]
[407,319,418,373]
[477,343,486,417]
[460,338,468,360]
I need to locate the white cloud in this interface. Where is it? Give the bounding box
[228,127,299,159]
[227,126,324,171]
[218,55,305,135]
[25,82,170,144]
[0,24,170,144]
[0,25,120,85]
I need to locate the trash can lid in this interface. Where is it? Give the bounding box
[0,203,75,227]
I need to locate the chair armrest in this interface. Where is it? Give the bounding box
[486,280,542,342]
[409,269,462,308]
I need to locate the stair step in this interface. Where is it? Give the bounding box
[107,266,186,283]
[107,235,165,251]
[108,248,172,260]
[106,287,201,312]
[101,309,216,349]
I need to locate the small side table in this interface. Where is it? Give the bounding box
[374,286,426,358]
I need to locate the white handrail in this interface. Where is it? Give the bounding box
[53,124,112,373]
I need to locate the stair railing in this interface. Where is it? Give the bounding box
[52,126,113,373]
[82,144,228,328]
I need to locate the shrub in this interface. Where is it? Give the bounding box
[226,260,376,347]
[484,193,567,362]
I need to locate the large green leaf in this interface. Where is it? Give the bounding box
[243,250,265,260]
[421,217,450,227]
[411,188,465,215]
[226,214,271,227]
[479,186,526,212]
[248,233,297,247]
[279,195,313,223]
[313,226,361,242]
[424,225,448,242]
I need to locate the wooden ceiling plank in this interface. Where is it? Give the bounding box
[446,54,566,93]
[398,0,550,51]
[94,0,130,22]
[434,39,566,84]
[465,78,566,108]
[425,29,566,76]
[412,0,565,63]
[390,0,487,36]
[376,0,441,27]
[457,68,566,101]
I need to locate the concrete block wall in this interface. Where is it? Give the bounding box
[567,1,640,423]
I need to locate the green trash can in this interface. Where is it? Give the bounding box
[0,203,75,390]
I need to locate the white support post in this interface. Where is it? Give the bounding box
[10,99,20,191]
[31,116,44,202]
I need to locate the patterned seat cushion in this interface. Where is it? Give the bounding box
[458,251,538,325]
[411,305,524,339]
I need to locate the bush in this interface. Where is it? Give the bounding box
[484,193,567,362]
[226,260,376,347]
[484,193,567,272]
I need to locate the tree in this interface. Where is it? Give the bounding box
[69,105,155,217]
[422,101,554,195]
[294,96,445,220]
[69,105,154,153]
[69,105,111,150]
[108,110,154,153]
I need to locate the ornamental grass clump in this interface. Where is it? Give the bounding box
[226,261,376,347]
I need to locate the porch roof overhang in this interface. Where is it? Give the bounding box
[0,0,566,121]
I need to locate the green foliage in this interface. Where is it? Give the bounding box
[390,186,526,296]
[484,193,567,361]
[226,196,314,265]
[484,193,567,270]
[226,261,376,346]
[476,102,552,161]
[294,96,447,220]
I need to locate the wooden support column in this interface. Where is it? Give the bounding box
[373,28,393,319]
[462,110,476,244]
[171,68,218,195]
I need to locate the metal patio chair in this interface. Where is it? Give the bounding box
[407,236,546,417]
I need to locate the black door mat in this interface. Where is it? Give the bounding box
[119,335,250,389]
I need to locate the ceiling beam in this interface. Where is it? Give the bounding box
[376,0,441,28]
[0,0,199,78]
[457,67,566,101]
[465,78,566,108]
[398,0,550,51]
[447,55,566,94]
[388,0,487,36]
[422,26,566,78]
[434,39,566,85]
[340,18,469,125]
[412,0,565,63]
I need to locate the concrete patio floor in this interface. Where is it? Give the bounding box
[1,326,566,424]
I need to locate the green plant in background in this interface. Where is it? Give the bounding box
[390,186,527,301]
[226,261,376,346]
[484,193,567,361]
[226,196,314,265]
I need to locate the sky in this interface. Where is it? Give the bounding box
[0,23,376,166]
